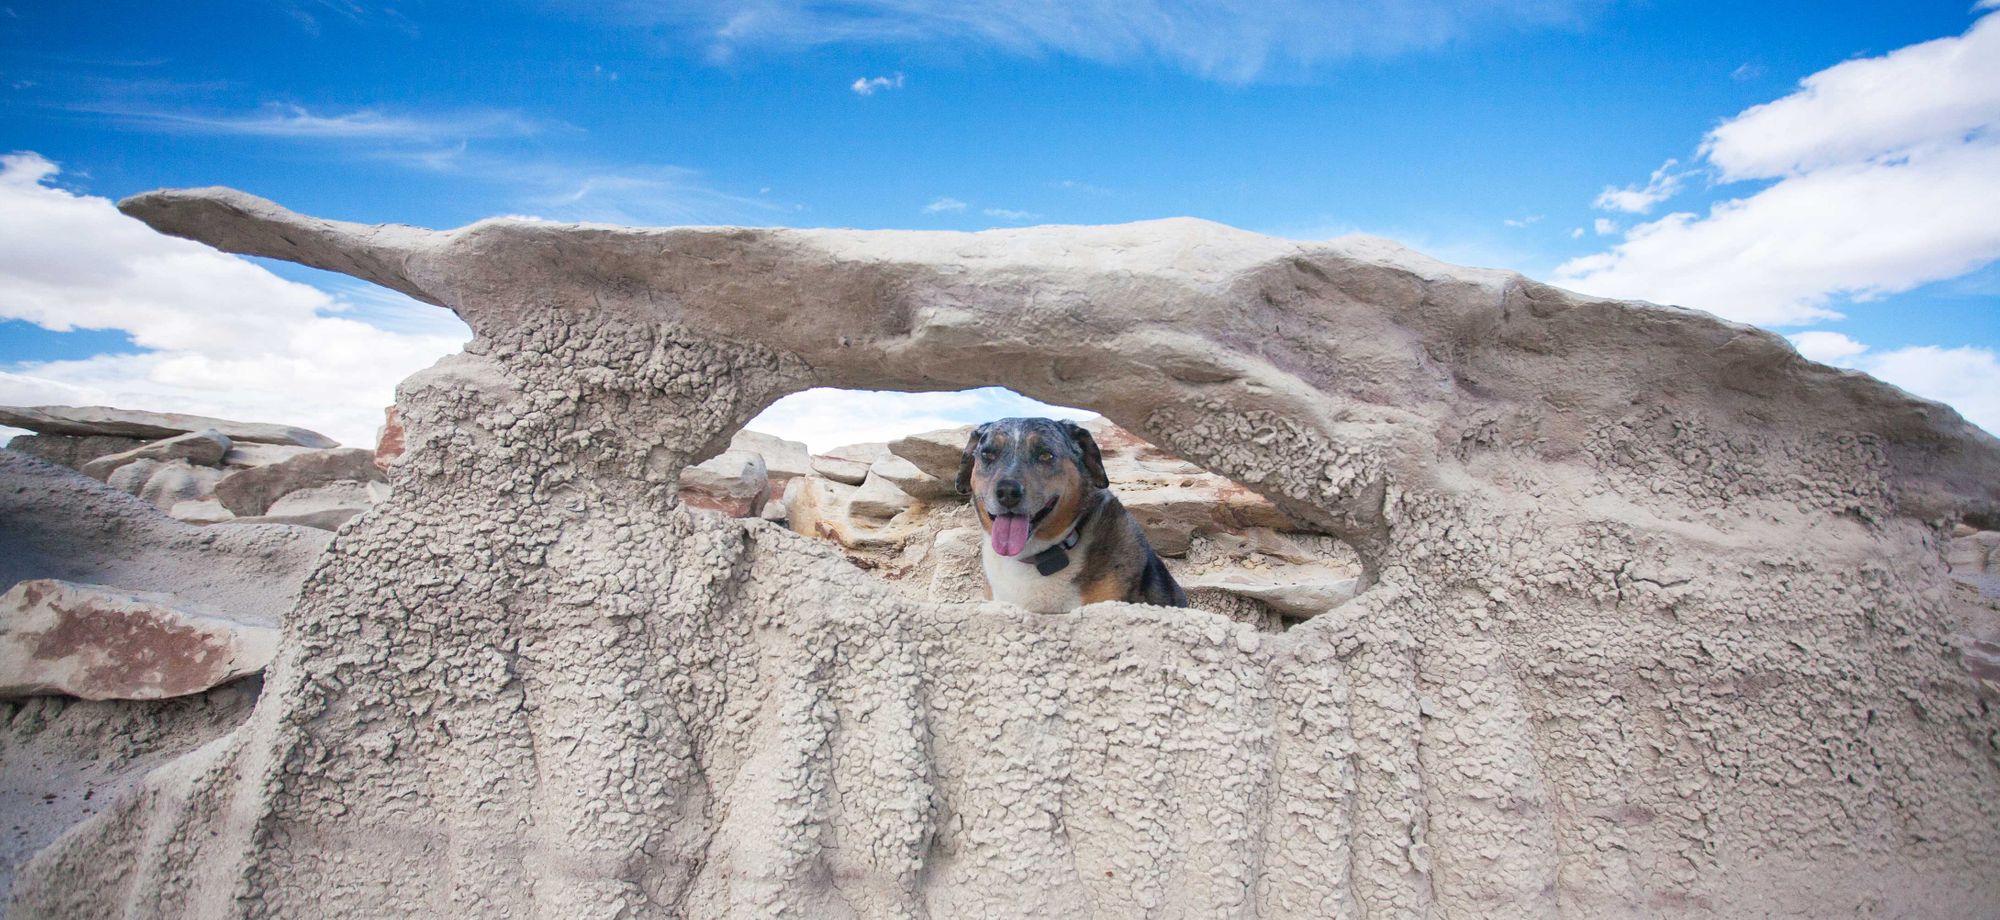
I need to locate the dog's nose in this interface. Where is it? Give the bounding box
[994,479,1024,509]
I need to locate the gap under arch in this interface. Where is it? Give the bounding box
[680,386,1366,632]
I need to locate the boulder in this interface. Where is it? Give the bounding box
[0,579,278,700]
[887,425,974,482]
[213,447,385,517]
[103,458,161,497]
[784,476,911,550]
[0,405,335,448]
[871,454,955,501]
[3,433,146,469]
[678,449,770,518]
[217,481,384,531]
[136,462,226,512]
[167,499,235,525]
[848,472,915,519]
[78,429,231,480]
[729,429,813,488]
[809,454,871,485]
[220,442,319,469]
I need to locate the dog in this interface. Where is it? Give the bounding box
[957,417,1186,613]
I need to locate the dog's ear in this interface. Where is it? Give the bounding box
[955,423,992,495]
[1062,421,1109,489]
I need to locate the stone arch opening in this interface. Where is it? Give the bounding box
[676,386,1370,632]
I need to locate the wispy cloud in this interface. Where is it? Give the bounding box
[1503,214,1543,228]
[923,196,967,213]
[613,0,1609,83]
[80,102,543,141]
[1591,158,1689,214]
[850,72,904,95]
[982,207,1039,221]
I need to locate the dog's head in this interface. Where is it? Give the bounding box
[956,417,1109,558]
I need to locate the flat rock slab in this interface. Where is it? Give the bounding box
[0,405,336,448]
[213,447,386,516]
[0,579,277,700]
[4,434,147,469]
[80,430,232,481]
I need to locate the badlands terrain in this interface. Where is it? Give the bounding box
[3,188,2000,918]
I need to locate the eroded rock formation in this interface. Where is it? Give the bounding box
[11,189,2000,918]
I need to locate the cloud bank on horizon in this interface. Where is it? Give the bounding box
[1,1,1997,446]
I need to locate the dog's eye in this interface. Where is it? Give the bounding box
[979,448,998,462]
[1035,450,1055,463]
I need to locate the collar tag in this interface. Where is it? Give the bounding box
[1033,548,1070,576]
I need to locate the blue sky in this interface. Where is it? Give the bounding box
[2,0,1997,449]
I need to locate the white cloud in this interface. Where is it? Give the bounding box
[923,196,967,213]
[633,0,1607,83]
[747,386,1093,453]
[1556,12,2000,327]
[1701,15,2000,180]
[1786,330,1869,363]
[0,152,469,447]
[849,73,905,95]
[982,207,1038,221]
[1503,214,1543,228]
[1592,217,1618,235]
[1569,227,1583,239]
[1592,158,1689,214]
[1785,332,2000,435]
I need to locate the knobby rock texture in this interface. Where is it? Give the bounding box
[14,189,2000,919]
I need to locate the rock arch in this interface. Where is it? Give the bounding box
[13,188,2000,918]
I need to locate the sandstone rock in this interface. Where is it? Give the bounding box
[0,579,278,701]
[136,462,225,512]
[810,454,871,485]
[729,429,813,488]
[823,441,890,465]
[0,405,335,448]
[79,430,231,481]
[20,188,1996,919]
[4,434,146,469]
[887,425,974,482]
[167,499,234,525]
[213,447,385,517]
[373,405,407,473]
[871,454,955,501]
[784,475,912,550]
[103,458,161,497]
[848,472,915,519]
[758,497,789,523]
[678,449,770,518]
[220,442,319,469]
[218,481,384,531]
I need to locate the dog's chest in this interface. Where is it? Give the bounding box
[982,544,1085,613]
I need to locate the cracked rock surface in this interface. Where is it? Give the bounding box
[12,188,2000,919]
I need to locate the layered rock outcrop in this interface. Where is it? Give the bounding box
[11,189,2000,919]
[5,407,391,530]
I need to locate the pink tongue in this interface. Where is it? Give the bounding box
[991,514,1031,556]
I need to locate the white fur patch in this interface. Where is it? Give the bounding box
[980,527,1097,613]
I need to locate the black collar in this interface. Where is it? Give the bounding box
[1022,493,1099,576]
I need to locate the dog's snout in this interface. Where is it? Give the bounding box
[994,478,1024,509]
